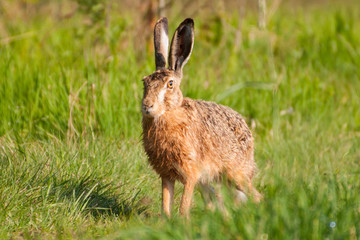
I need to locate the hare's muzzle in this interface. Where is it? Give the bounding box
[142,103,154,116]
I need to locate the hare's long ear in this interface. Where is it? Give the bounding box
[168,18,194,75]
[154,17,169,70]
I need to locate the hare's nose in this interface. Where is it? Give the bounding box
[143,104,153,109]
[143,103,154,114]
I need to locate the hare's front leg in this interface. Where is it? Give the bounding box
[162,177,175,217]
[179,180,196,217]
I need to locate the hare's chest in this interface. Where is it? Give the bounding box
[143,126,194,181]
[144,132,183,164]
[145,143,184,181]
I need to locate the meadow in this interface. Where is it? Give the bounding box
[0,0,359,239]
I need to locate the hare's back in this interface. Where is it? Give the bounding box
[185,98,253,151]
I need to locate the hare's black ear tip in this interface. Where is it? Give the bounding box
[182,18,194,26]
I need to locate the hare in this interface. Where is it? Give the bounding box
[142,17,261,217]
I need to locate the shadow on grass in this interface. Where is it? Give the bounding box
[47,175,148,219]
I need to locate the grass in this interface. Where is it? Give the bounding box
[0,1,360,239]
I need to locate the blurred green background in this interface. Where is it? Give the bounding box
[0,0,359,239]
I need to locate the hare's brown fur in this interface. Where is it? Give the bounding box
[142,18,261,217]
[143,88,255,185]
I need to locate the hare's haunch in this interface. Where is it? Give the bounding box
[142,17,261,217]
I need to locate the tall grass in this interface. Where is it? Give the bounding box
[0,1,359,239]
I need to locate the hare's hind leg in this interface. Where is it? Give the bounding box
[199,183,226,212]
[226,168,261,203]
[162,177,175,217]
[243,179,262,202]
[247,181,262,203]
[235,189,248,203]
[234,181,261,203]
[199,183,216,210]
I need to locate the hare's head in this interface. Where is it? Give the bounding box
[142,18,194,118]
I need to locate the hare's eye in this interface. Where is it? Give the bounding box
[167,80,174,89]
